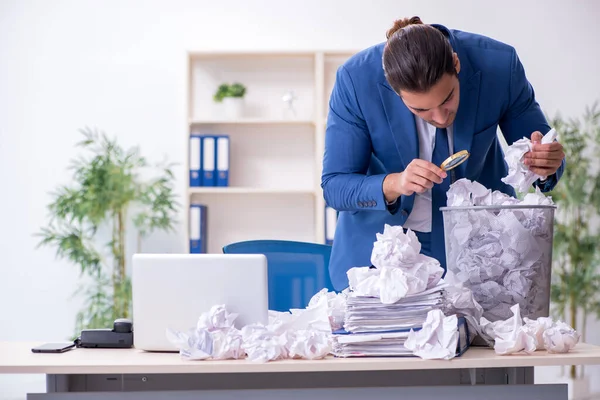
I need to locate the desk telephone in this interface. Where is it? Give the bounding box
[32,318,133,353]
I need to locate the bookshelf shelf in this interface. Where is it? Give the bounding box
[189,187,316,195]
[190,119,315,125]
[185,50,356,253]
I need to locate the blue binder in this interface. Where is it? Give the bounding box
[324,205,338,245]
[189,134,202,187]
[215,135,230,187]
[201,136,216,186]
[189,203,207,253]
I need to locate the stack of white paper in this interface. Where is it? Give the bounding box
[332,283,447,357]
[343,284,446,333]
[332,330,413,357]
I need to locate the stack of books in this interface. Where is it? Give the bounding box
[332,282,470,358]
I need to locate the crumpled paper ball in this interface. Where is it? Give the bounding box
[349,224,444,304]
[166,304,244,360]
[480,304,536,355]
[307,288,348,331]
[287,329,332,360]
[241,294,332,362]
[522,316,554,349]
[501,128,557,194]
[479,304,580,355]
[404,310,459,360]
[371,224,422,268]
[167,298,333,363]
[542,320,580,353]
[240,321,290,362]
[441,270,484,339]
[197,304,238,331]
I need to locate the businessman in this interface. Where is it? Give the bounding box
[321,17,565,291]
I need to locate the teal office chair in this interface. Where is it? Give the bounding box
[222,240,336,312]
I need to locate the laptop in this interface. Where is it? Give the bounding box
[131,253,269,352]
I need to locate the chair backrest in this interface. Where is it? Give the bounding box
[222,240,335,312]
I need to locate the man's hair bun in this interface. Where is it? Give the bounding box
[386,16,424,39]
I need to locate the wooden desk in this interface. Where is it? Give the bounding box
[3,341,600,399]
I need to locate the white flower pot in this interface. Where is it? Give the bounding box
[221,97,244,120]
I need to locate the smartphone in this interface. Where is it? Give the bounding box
[31,342,76,353]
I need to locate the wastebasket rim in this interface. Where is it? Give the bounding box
[440,204,557,211]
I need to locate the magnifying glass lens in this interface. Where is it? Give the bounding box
[440,150,470,171]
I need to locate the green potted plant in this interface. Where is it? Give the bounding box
[213,82,247,119]
[547,102,600,398]
[36,127,180,335]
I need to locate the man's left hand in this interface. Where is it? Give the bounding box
[523,131,565,176]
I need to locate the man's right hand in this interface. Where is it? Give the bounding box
[383,159,447,202]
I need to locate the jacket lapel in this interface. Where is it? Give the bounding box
[452,70,481,179]
[378,82,419,169]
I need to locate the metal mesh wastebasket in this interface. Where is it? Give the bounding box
[440,204,556,323]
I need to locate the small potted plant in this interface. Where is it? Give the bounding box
[213,82,247,119]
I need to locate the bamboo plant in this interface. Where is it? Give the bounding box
[36,128,180,334]
[548,102,600,379]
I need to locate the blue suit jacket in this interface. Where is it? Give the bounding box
[321,24,564,291]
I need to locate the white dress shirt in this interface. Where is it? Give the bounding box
[402,117,454,233]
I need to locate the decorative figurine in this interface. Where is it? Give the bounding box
[282,90,298,119]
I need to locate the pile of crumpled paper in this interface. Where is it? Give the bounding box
[166,290,348,362]
[439,127,578,350]
[347,224,445,304]
[444,177,555,321]
[480,304,580,354]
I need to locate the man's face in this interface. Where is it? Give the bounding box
[399,72,460,129]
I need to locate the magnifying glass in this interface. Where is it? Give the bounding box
[440,150,470,171]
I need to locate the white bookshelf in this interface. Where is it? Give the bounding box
[185,50,355,254]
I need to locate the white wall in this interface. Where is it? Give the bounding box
[1,0,599,398]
